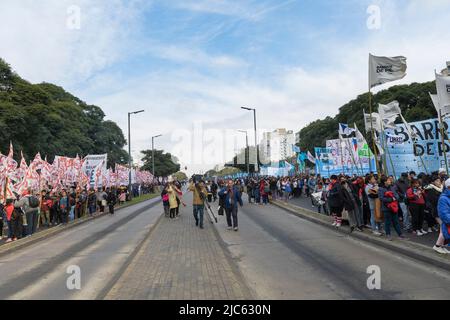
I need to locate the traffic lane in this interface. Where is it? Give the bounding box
[214,201,450,299]
[0,198,162,300]
[288,195,438,247]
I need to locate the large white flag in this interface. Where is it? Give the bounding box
[364,112,382,132]
[429,92,450,117]
[369,54,407,88]
[435,72,450,113]
[378,101,401,129]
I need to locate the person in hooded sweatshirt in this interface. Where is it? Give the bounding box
[435,178,450,254]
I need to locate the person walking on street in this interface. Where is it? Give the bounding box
[365,175,382,236]
[327,175,345,228]
[188,179,207,228]
[219,179,244,231]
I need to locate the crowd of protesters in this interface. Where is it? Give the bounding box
[0,182,158,243]
[214,169,450,254]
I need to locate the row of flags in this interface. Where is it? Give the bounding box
[0,144,155,200]
[294,54,450,176]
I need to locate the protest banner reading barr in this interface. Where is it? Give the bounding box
[386,117,450,175]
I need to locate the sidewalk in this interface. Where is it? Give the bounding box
[288,195,438,247]
[105,200,253,300]
[271,198,450,271]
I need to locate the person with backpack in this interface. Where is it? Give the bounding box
[327,175,345,228]
[379,176,407,241]
[14,188,40,236]
[161,184,170,217]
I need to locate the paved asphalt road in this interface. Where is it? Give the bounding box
[1,192,450,300]
[0,197,162,300]
[212,200,450,299]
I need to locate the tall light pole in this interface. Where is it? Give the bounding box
[128,110,145,199]
[237,130,250,175]
[152,134,163,177]
[241,107,258,174]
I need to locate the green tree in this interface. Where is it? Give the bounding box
[0,57,129,166]
[140,149,180,177]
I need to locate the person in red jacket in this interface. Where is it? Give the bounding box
[4,199,16,242]
[407,179,427,236]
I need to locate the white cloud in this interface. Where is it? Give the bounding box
[3,0,450,175]
[0,0,147,85]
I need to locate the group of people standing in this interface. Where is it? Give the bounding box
[0,185,137,243]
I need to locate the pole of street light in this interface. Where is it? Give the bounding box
[152,134,162,177]
[128,110,145,200]
[238,130,250,175]
[241,107,258,174]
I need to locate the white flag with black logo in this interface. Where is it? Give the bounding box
[378,101,401,119]
[369,54,407,88]
[435,72,450,113]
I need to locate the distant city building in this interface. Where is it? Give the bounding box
[260,128,295,164]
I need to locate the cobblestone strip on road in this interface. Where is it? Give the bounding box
[105,203,252,300]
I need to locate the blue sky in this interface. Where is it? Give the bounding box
[1,0,450,174]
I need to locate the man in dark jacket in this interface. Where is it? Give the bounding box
[107,188,117,215]
[379,176,406,241]
[218,180,243,231]
[327,175,345,228]
[394,172,411,232]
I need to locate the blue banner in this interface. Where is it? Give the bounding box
[384,117,450,175]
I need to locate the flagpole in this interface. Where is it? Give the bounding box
[363,109,373,173]
[439,110,449,175]
[399,113,429,175]
[380,121,397,179]
[338,136,345,175]
[368,90,381,175]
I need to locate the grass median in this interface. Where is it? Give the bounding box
[119,192,160,209]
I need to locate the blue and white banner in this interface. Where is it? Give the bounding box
[384,117,450,175]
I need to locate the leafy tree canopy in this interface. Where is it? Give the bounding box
[140,149,180,177]
[0,58,129,168]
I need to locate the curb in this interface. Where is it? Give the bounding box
[0,195,160,257]
[271,200,450,271]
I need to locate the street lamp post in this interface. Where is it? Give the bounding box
[238,130,250,175]
[241,107,258,174]
[128,110,145,200]
[152,134,163,177]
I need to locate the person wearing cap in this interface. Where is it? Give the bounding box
[436,178,450,254]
